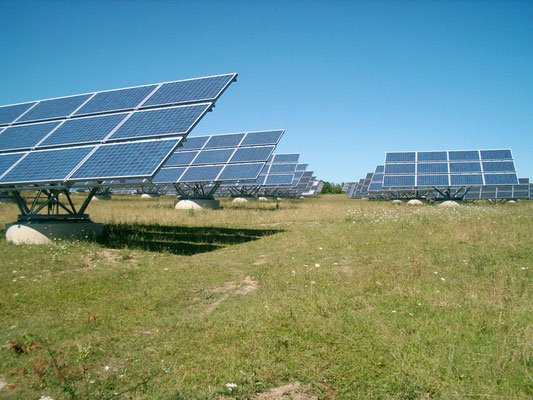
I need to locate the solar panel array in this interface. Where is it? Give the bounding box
[383,150,518,188]
[152,130,283,183]
[0,73,237,188]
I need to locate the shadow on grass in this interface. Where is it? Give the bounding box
[97,223,282,255]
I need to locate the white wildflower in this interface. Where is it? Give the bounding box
[226,382,237,391]
[291,270,296,274]
[104,366,110,371]
[311,281,316,284]
[315,263,320,268]
[441,277,445,281]
[392,310,396,313]
[433,271,438,275]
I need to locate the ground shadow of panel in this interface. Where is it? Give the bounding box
[97,223,282,255]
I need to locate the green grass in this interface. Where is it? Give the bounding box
[0,194,532,399]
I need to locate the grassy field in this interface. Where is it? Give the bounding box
[0,194,531,399]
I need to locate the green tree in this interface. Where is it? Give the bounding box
[321,181,343,194]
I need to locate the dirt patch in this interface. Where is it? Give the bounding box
[199,276,259,315]
[254,382,317,400]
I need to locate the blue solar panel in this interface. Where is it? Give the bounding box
[152,167,186,183]
[240,130,283,146]
[368,182,384,191]
[385,164,415,174]
[218,163,263,180]
[0,121,60,151]
[484,174,518,185]
[0,146,94,184]
[0,102,36,125]
[386,152,416,162]
[417,151,447,162]
[375,165,384,173]
[417,163,448,173]
[181,136,209,150]
[192,149,233,165]
[74,85,157,116]
[449,162,481,173]
[480,150,512,160]
[417,175,449,186]
[0,152,26,176]
[229,146,273,163]
[265,174,293,185]
[450,174,483,185]
[70,139,180,180]
[449,150,479,161]
[273,154,299,163]
[18,94,92,122]
[296,164,308,171]
[269,163,297,173]
[179,165,223,182]
[482,161,515,172]
[108,104,210,141]
[164,151,198,167]
[518,178,529,184]
[204,133,244,148]
[383,175,415,187]
[38,113,128,147]
[142,74,235,107]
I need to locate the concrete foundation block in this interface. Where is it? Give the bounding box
[174,199,220,210]
[5,221,103,245]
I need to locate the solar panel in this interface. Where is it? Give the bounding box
[204,133,244,148]
[192,149,234,165]
[269,163,297,174]
[180,165,223,182]
[240,130,283,146]
[141,74,236,108]
[0,146,95,184]
[74,85,157,116]
[273,154,299,163]
[0,121,61,151]
[152,167,186,183]
[69,138,180,180]
[0,102,37,125]
[18,94,92,123]
[107,104,211,141]
[165,151,198,166]
[296,164,308,171]
[0,152,26,177]
[181,136,210,150]
[38,113,128,147]
[383,149,518,189]
[266,174,294,185]
[229,146,274,163]
[218,163,263,180]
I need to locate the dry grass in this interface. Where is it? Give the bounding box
[0,194,531,399]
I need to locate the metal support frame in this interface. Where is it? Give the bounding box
[226,185,261,198]
[10,186,98,222]
[173,182,221,199]
[431,186,471,201]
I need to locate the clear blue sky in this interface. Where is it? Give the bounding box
[1,0,532,183]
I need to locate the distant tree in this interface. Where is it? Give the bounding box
[320,181,343,194]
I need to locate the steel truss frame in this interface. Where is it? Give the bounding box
[173,182,221,199]
[10,186,98,222]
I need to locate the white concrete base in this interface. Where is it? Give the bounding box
[507,200,517,205]
[407,199,424,206]
[439,200,460,207]
[258,197,269,202]
[232,197,248,204]
[140,193,160,199]
[94,193,111,200]
[5,221,103,245]
[391,199,403,205]
[174,199,220,210]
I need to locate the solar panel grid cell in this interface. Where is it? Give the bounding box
[417,163,448,174]
[449,150,479,161]
[152,167,186,183]
[480,150,512,160]
[417,151,447,162]
[0,102,37,125]
[142,74,234,107]
[108,104,210,141]
[179,165,223,182]
[386,152,416,162]
[165,151,198,166]
[269,163,297,174]
[0,121,61,151]
[218,163,263,180]
[18,94,93,123]
[38,113,128,147]
[241,130,283,146]
[385,164,416,174]
[181,136,209,150]
[75,85,157,115]
[273,154,299,163]
[449,162,482,173]
[417,175,449,186]
[192,149,234,165]
[482,161,515,172]
[70,139,180,180]
[230,146,273,163]
[450,174,483,185]
[0,146,94,183]
[0,152,26,177]
[484,174,518,185]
